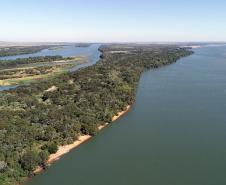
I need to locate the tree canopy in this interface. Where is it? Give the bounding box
[0,44,193,184]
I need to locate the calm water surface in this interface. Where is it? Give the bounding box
[0,45,100,60]
[28,46,226,185]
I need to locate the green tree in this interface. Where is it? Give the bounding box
[47,143,58,154]
[38,150,49,168]
[20,150,40,172]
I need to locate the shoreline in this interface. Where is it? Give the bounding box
[182,45,201,49]
[182,43,226,49]
[33,105,131,175]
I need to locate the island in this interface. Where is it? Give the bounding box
[74,43,91,48]
[0,46,55,57]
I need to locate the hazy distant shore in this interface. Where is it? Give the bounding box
[182,43,226,49]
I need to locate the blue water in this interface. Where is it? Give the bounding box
[0,45,99,60]
[28,45,226,185]
[0,85,18,91]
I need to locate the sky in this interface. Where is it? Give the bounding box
[1,0,226,42]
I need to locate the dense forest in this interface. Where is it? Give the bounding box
[0,46,53,57]
[0,44,193,184]
[0,56,71,69]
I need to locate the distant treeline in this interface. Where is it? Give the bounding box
[0,45,53,57]
[0,44,193,184]
[74,43,91,47]
[0,56,72,69]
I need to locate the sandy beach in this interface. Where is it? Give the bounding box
[34,105,131,174]
[112,105,131,121]
[182,45,201,49]
[190,45,201,48]
[47,135,92,164]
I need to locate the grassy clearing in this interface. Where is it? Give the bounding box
[0,56,87,86]
[0,68,64,85]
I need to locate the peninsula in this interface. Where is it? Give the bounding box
[0,44,192,185]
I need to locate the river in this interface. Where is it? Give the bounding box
[0,44,101,91]
[25,45,226,185]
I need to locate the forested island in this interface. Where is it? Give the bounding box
[0,46,54,57]
[74,43,91,48]
[0,56,70,69]
[0,44,193,184]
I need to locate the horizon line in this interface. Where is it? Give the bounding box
[1,40,226,44]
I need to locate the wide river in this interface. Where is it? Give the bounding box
[26,45,226,185]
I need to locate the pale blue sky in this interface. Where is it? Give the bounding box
[1,0,226,42]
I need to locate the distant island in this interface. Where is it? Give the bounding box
[74,43,91,47]
[48,46,64,51]
[0,45,52,57]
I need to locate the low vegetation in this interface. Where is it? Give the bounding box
[0,46,52,57]
[0,44,193,184]
[0,56,86,85]
[0,56,71,69]
[74,43,91,47]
